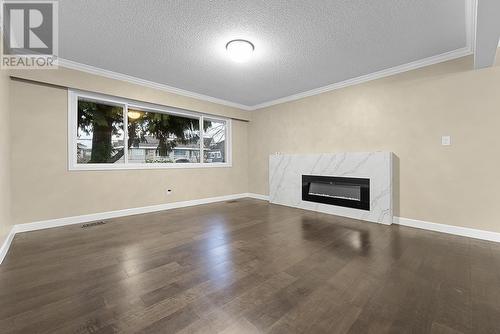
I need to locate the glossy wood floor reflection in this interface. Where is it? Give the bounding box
[1,199,500,334]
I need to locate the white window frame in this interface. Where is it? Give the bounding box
[68,89,232,171]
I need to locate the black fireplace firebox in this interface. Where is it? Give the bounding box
[302,175,370,211]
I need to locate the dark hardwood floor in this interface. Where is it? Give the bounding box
[1,198,499,334]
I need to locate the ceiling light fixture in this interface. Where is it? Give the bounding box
[226,39,255,63]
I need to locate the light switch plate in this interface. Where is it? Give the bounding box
[441,136,451,146]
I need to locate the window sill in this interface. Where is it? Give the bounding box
[68,163,233,171]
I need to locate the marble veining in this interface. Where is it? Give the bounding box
[269,152,393,225]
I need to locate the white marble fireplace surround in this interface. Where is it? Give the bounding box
[269,152,393,225]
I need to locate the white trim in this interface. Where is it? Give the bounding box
[14,193,248,233]
[0,193,251,264]
[56,1,477,112]
[246,193,270,201]
[394,217,500,243]
[57,59,252,111]
[68,162,233,171]
[226,194,500,244]
[200,115,205,164]
[467,0,478,55]
[58,46,474,112]
[253,0,477,110]
[251,47,472,110]
[68,89,232,171]
[2,194,500,264]
[0,227,16,265]
[225,119,233,167]
[123,103,129,164]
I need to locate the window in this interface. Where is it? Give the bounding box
[77,99,125,164]
[127,108,200,164]
[69,90,231,170]
[203,119,227,163]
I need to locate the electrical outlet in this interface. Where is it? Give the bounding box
[441,136,451,146]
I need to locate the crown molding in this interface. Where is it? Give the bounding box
[56,0,477,112]
[59,45,474,113]
[250,47,473,110]
[56,58,253,111]
[251,0,477,110]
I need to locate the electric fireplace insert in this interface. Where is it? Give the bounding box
[302,175,370,210]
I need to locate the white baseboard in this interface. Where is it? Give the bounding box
[247,193,500,242]
[246,193,270,201]
[0,227,16,265]
[2,194,499,264]
[247,194,500,242]
[15,193,250,234]
[394,217,500,243]
[0,193,251,264]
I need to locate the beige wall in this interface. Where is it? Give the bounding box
[7,53,500,235]
[249,55,500,233]
[10,70,248,225]
[10,67,250,121]
[0,66,11,242]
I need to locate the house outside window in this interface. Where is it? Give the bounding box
[69,90,231,170]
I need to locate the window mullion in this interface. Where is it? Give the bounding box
[71,90,230,170]
[226,120,230,164]
[124,104,129,164]
[200,116,204,164]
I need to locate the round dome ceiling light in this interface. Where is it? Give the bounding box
[226,39,255,63]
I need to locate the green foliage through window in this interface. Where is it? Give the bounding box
[75,96,228,166]
[77,100,124,163]
[127,109,200,164]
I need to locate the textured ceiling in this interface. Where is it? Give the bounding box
[59,0,469,108]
